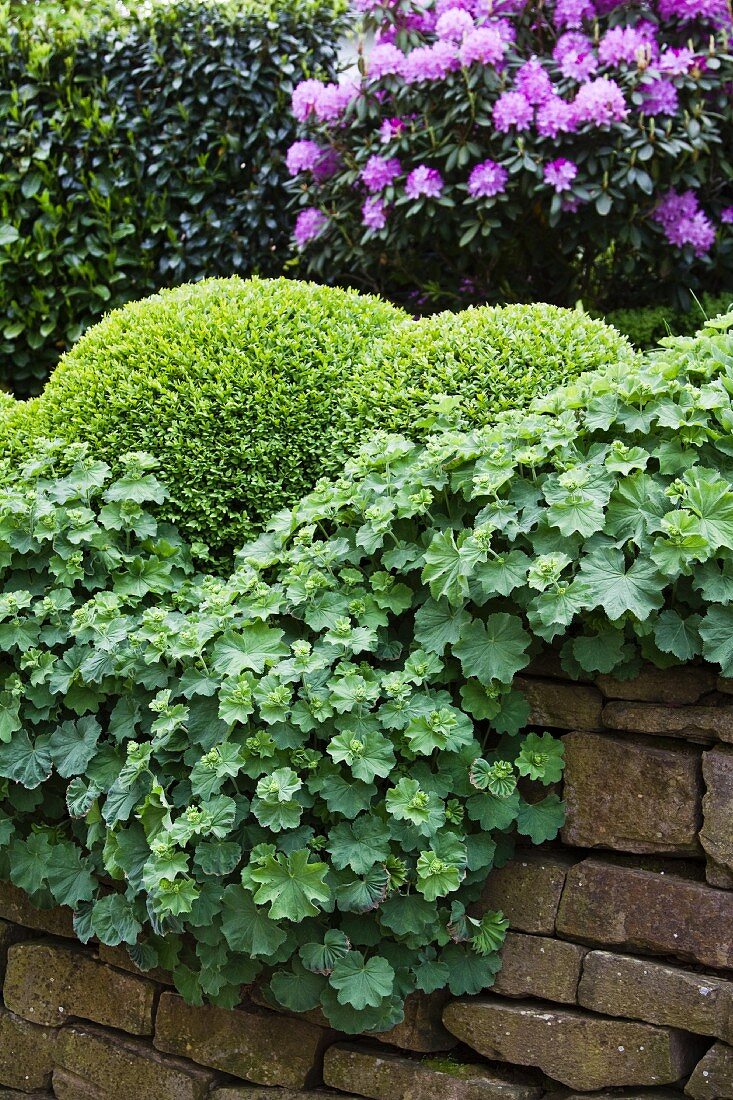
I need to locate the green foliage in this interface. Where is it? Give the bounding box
[363,302,636,429]
[0,0,346,393]
[4,280,634,564]
[605,292,733,348]
[3,278,406,563]
[5,315,733,1031]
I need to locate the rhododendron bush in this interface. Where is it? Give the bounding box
[289,0,733,310]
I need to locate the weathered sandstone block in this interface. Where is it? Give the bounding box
[602,701,733,743]
[556,859,733,970]
[323,1043,542,1100]
[474,853,577,934]
[55,1023,214,1100]
[492,933,586,1004]
[373,990,455,1052]
[562,731,703,855]
[212,1089,356,1100]
[443,997,702,1091]
[4,941,156,1035]
[154,992,331,1088]
[578,950,733,1042]
[0,1006,57,1091]
[685,1041,733,1099]
[0,881,73,938]
[596,665,715,704]
[701,745,733,886]
[514,676,602,730]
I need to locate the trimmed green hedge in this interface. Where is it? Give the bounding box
[0,0,345,394]
[4,278,407,561]
[363,303,635,428]
[2,279,635,563]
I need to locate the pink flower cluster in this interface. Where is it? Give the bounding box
[652,190,717,257]
[289,0,731,269]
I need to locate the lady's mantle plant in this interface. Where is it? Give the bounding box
[3,315,733,1031]
[289,0,733,310]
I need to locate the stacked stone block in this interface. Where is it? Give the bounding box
[0,662,729,1098]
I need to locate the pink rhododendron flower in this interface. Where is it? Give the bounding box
[656,46,697,74]
[361,155,402,192]
[291,79,326,122]
[403,41,460,83]
[598,24,658,66]
[515,58,554,105]
[405,165,444,198]
[379,117,407,142]
[572,77,628,126]
[294,208,327,248]
[652,189,716,256]
[493,89,533,131]
[657,0,732,26]
[544,158,578,192]
[286,140,323,175]
[365,43,405,79]
[553,31,598,80]
[467,159,508,197]
[552,0,596,30]
[722,207,733,224]
[639,78,679,116]
[362,196,388,229]
[435,0,473,13]
[458,26,507,66]
[536,93,577,137]
[436,8,474,39]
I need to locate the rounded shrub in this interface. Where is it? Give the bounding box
[21,277,406,562]
[359,303,636,429]
[12,280,633,564]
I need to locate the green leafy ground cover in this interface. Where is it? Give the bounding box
[0,313,731,1030]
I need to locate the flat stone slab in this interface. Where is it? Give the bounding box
[685,1041,733,1098]
[212,1089,354,1100]
[0,882,73,939]
[556,859,733,970]
[55,1022,214,1100]
[154,992,331,1089]
[578,950,733,1042]
[602,701,733,743]
[562,731,703,855]
[323,1043,543,1100]
[514,676,602,730]
[596,665,715,705]
[701,745,733,884]
[0,1006,57,1092]
[474,853,577,934]
[492,933,586,1004]
[372,991,455,1052]
[442,997,702,1091]
[4,941,156,1035]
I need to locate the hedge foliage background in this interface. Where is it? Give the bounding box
[0,0,346,394]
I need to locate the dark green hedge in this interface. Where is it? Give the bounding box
[604,292,733,348]
[0,0,346,394]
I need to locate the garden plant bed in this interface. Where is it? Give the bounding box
[0,663,729,1098]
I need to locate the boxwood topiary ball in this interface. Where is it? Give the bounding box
[25,276,407,563]
[16,281,635,565]
[354,302,636,433]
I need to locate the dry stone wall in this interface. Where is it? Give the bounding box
[0,661,730,1099]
